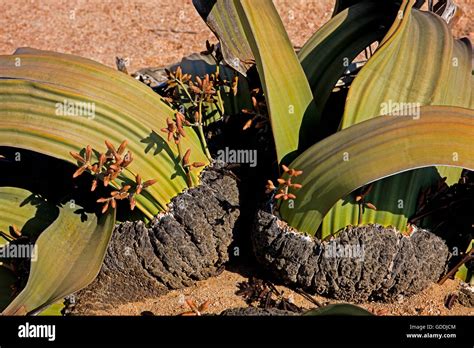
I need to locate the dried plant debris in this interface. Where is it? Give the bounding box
[236,277,302,313]
[438,245,473,285]
[178,298,210,316]
[115,56,129,75]
[444,293,458,310]
[70,163,239,313]
[220,307,298,316]
[457,283,474,308]
[252,210,450,303]
[61,296,77,316]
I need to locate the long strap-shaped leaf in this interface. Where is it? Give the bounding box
[280,106,474,236]
[0,187,58,246]
[298,1,396,137]
[341,3,473,128]
[192,0,254,76]
[332,0,367,16]
[321,1,474,236]
[0,186,58,311]
[332,0,423,17]
[0,49,209,217]
[1,188,115,315]
[233,0,317,163]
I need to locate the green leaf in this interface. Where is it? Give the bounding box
[332,0,370,16]
[321,169,444,237]
[279,106,474,236]
[233,0,317,163]
[192,0,254,76]
[0,49,209,218]
[37,300,64,316]
[0,187,64,313]
[0,187,58,246]
[298,1,397,137]
[331,0,420,17]
[1,192,115,315]
[342,5,473,128]
[322,1,474,235]
[304,304,373,316]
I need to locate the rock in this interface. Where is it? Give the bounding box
[252,210,450,303]
[72,163,240,313]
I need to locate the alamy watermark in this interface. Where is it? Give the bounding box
[324,242,364,261]
[0,243,38,262]
[55,98,95,119]
[380,99,421,119]
[216,147,257,167]
[18,323,55,342]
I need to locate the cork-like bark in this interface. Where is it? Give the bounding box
[252,210,450,302]
[73,164,240,313]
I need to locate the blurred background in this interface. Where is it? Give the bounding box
[0,0,472,72]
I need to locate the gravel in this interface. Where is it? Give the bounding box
[2,1,470,72]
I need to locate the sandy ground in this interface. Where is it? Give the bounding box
[1,1,473,316]
[0,0,472,72]
[89,267,474,316]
